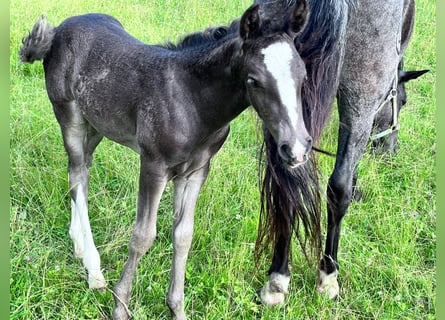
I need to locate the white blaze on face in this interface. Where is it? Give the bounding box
[261,42,299,130]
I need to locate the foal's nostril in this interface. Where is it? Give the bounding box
[280,144,294,161]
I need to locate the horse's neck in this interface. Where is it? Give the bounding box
[177,39,249,128]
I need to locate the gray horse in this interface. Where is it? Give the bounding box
[254,0,429,305]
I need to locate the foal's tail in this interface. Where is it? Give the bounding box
[256,128,322,262]
[19,15,55,63]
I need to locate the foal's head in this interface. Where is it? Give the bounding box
[238,1,311,169]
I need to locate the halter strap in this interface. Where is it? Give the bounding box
[370,74,400,141]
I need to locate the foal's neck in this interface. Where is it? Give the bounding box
[175,37,249,129]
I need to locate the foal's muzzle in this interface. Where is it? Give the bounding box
[278,136,313,169]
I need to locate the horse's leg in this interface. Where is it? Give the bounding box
[167,164,210,320]
[68,124,103,260]
[55,101,105,289]
[317,104,376,299]
[316,0,404,300]
[318,77,399,300]
[259,234,291,306]
[113,156,168,320]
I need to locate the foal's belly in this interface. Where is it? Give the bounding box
[78,102,140,152]
[87,112,140,153]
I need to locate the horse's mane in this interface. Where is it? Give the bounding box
[162,22,239,51]
[296,0,354,141]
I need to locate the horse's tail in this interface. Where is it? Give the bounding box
[19,15,55,64]
[256,128,322,262]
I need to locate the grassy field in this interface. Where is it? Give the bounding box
[10,0,436,319]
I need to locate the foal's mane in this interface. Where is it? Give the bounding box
[162,22,239,51]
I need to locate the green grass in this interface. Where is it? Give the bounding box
[10,0,435,319]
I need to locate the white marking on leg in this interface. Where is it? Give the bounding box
[317,269,339,300]
[69,199,84,258]
[260,272,290,306]
[262,42,307,160]
[74,185,106,289]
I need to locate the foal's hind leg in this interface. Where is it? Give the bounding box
[69,124,104,259]
[55,101,106,289]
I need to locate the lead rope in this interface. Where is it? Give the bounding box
[370,74,400,141]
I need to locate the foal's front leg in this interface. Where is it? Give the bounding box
[113,158,168,320]
[167,165,210,320]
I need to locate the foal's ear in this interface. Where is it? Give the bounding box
[287,0,309,36]
[399,69,429,83]
[240,4,262,40]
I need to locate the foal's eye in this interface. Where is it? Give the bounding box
[246,77,259,88]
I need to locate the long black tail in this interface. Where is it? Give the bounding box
[19,15,55,63]
[256,128,322,262]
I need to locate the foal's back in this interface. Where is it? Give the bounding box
[45,13,146,99]
[45,14,173,149]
